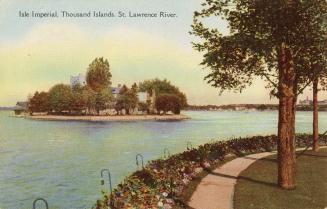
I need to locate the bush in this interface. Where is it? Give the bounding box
[139,78,188,108]
[155,94,181,115]
[138,102,150,113]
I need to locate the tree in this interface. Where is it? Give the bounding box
[71,84,89,114]
[28,91,49,114]
[294,39,327,151]
[115,85,138,115]
[295,31,327,152]
[85,87,97,115]
[312,73,327,151]
[313,78,319,151]
[139,78,187,108]
[155,94,181,115]
[138,102,150,114]
[192,0,327,189]
[131,83,138,94]
[95,89,113,115]
[308,35,327,152]
[48,84,73,113]
[86,57,112,92]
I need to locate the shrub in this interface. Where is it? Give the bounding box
[155,93,181,115]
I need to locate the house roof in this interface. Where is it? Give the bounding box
[16,101,28,108]
[112,87,121,94]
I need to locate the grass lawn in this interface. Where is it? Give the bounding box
[234,148,327,209]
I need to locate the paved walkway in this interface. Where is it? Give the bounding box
[188,152,275,209]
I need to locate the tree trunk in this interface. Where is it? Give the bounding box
[277,43,296,189]
[313,78,319,151]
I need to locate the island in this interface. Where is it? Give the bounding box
[14,57,189,121]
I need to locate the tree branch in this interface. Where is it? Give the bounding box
[263,74,278,89]
[297,79,312,96]
[296,65,322,96]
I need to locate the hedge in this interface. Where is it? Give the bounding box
[93,134,327,209]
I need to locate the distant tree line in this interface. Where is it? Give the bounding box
[28,58,187,115]
[186,104,327,112]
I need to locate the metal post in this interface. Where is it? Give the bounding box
[101,169,114,207]
[136,154,144,169]
[164,148,171,159]
[33,198,48,209]
[101,169,113,194]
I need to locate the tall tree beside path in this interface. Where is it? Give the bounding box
[313,77,319,151]
[312,75,327,151]
[86,57,112,92]
[298,18,327,151]
[191,0,327,189]
[297,40,327,152]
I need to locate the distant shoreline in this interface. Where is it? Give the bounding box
[186,104,327,111]
[24,114,190,122]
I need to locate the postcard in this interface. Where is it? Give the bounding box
[1,1,326,209]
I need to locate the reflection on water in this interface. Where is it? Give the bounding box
[0,110,326,209]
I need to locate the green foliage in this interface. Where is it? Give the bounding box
[191,0,327,95]
[94,88,113,115]
[71,84,89,113]
[155,93,181,115]
[115,85,139,115]
[131,82,138,94]
[86,57,112,92]
[28,91,49,113]
[138,102,150,113]
[48,84,73,113]
[139,78,187,108]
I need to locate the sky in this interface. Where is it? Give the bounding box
[0,0,320,106]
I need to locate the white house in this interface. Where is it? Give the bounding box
[70,73,86,87]
[137,92,148,103]
[111,84,122,98]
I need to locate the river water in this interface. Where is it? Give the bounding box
[0,110,326,209]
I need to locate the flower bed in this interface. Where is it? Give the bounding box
[93,134,327,209]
